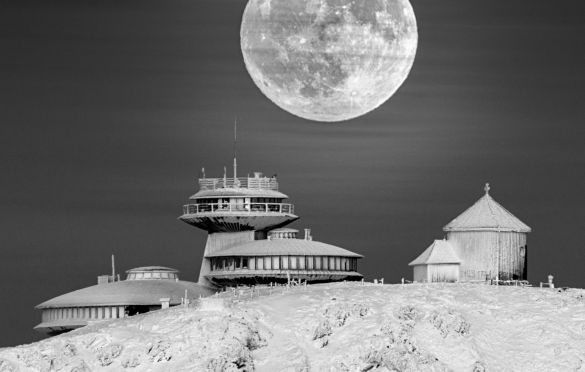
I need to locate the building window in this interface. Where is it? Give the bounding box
[242,258,248,269]
[264,256,271,270]
[257,257,264,270]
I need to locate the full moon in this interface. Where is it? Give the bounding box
[240,0,418,122]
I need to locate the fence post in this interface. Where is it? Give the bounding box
[548,274,554,289]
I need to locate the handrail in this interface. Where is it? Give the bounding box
[198,177,279,191]
[182,202,294,215]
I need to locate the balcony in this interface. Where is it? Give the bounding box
[182,202,295,215]
[198,176,278,191]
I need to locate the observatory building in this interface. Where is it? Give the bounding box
[35,158,363,334]
[179,167,364,286]
[409,184,531,283]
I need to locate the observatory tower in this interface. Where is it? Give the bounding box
[179,158,362,287]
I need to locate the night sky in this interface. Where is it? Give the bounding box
[1,0,584,346]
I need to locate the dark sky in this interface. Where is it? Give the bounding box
[1,0,584,346]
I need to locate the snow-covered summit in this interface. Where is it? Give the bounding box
[2,282,585,371]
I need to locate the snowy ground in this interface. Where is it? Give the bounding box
[1,282,585,371]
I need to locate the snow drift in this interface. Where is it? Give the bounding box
[1,282,585,371]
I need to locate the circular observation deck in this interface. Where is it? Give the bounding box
[179,174,298,233]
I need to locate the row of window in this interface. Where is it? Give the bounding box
[196,197,284,204]
[210,256,358,272]
[42,306,126,322]
[126,272,178,280]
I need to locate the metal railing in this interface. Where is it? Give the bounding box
[198,177,279,191]
[182,202,294,215]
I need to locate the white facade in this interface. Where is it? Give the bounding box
[410,184,531,283]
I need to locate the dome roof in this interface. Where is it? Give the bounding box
[443,185,531,233]
[36,280,216,309]
[125,266,179,274]
[207,239,363,258]
[409,240,461,266]
[269,228,299,233]
[190,188,289,199]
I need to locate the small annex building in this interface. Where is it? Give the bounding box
[409,184,531,283]
[409,239,461,282]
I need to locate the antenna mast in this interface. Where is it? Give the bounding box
[111,254,116,282]
[233,117,240,187]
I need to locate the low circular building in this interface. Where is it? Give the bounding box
[35,266,215,336]
[205,228,363,285]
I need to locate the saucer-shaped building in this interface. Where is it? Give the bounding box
[206,228,362,285]
[35,266,214,335]
[178,169,364,286]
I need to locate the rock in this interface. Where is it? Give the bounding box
[0,359,17,372]
[313,319,333,340]
[62,344,77,358]
[121,352,142,369]
[429,309,470,338]
[146,341,172,363]
[96,344,123,367]
[395,305,422,322]
[472,361,486,372]
[69,360,91,372]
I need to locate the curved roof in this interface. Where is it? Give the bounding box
[36,280,216,309]
[207,239,363,258]
[443,187,531,233]
[409,240,461,266]
[190,188,289,199]
[269,228,299,233]
[126,266,178,273]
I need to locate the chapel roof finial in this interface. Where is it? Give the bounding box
[484,182,490,195]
